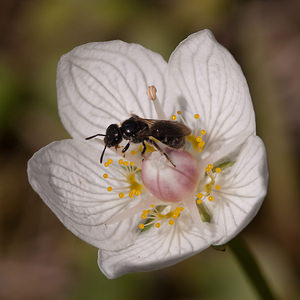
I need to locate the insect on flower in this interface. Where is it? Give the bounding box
[85,112,191,167]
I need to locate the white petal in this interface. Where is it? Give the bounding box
[211,135,268,245]
[27,139,144,250]
[57,41,168,138]
[98,212,213,279]
[168,29,255,154]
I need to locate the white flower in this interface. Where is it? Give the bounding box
[27,29,268,279]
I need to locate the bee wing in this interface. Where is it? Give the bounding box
[150,120,192,138]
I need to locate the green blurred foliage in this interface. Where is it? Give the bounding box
[1,0,300,299]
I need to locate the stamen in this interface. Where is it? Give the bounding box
[194,114,200,119]
[171,115,177,120]
[147,85,167,119]
[215,185,221,190]
[215,167,221,173]
[131,150,136,155]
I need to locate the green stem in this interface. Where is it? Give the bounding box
[228,236,277,300]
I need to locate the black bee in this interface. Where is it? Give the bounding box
[85,114,191,166]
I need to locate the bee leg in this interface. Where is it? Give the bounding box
[148,139,176,168]
[141,141,147,156]
[122,142,130,154]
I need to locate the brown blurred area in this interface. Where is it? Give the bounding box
[0,0,299,299]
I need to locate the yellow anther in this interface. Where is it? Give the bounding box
[179,207,184,211]
[151,204,155,208]
[147,209,151,214]
[215,168,221,173]
[131,150,136,155]
[215,185,221,190]
[208,196,214,201]
[197,199,202,204]
[208,164,213,170]
[135,190,141,196]
[119,159,123,165]
[143,210,148,214]
[171,115,177,120]
[130,161,134,166]
[119,192,124,198]
[107,159,113,164]
[177,110,182,115]
[104,162,109,167]
[194,114,200,119]
[141,214,147,220]
[200,130,206,135]
[123,161,129,166]
[205,167,210,173]
[199,141,205,147]
[172,213,179,219]
[139,224,145,229]
[103,173,108,179]
[197,193,203,199]
[155,223,161,228]
[129,191,134,198]
[169,219,175,225]
[196,136,202,142]
[107,186,112,192]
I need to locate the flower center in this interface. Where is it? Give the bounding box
[141,149,200,202]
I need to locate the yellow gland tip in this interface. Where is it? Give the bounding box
[104,162,109,167]
[103,173,108,178]
[135,190,141,196]
[107,159,113,164]
[130,161,134,166]
[119,192,124,198]
[208,196,214,201]
[197,199,202,204]
[129,191,134,198]
[141,214,147,220]
[131,150,136,155]
[155,223,161,228]
[169,219,175,225]
[215,168,221,173]
[179,207,184,211]
[171,115,177,120]
[119,159,123,165]
[197,193,203,199]
[194,113,200,119]
[147,209,151,214]
[143,210,148,214]
[107,186,112,192]
[177,110,182,115]
[196,136,202,142]
[139,224,145,229]
[172,213,179,219]
[200,130,206,135]
[151,204,155,208]
[215,185,221,190]
[208,164,213,170]
[205,167,210,173]
[123,161,129,166]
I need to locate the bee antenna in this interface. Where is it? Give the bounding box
[85,133,106,140]
[100,145,107,164]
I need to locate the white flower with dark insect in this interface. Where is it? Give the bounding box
[28,30,268,279]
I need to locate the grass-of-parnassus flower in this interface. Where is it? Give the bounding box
[28,29,268,279]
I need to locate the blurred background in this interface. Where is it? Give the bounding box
[0,0,300,299]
